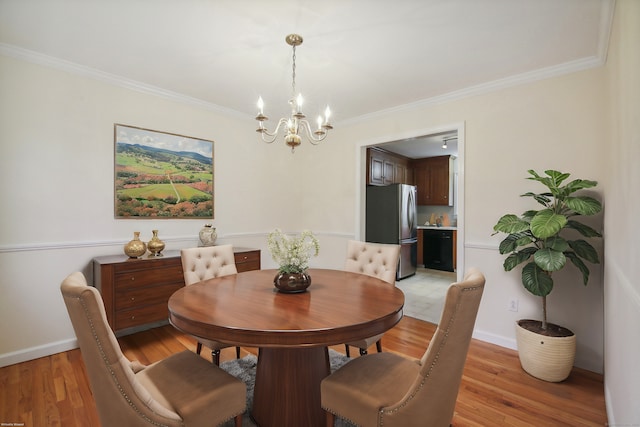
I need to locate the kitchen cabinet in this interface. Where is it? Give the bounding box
[367,148,412,186]
[412,155,453,206]
[93,247,261,335]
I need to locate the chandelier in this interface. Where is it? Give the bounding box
[255,34,333,152]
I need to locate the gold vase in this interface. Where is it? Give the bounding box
[124,231,147,258]
[147,230,165,257]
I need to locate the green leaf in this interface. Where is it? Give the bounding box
[534,248,567,272]
[544,235,569,252]
[530,209,567,239]
[493,214,530,234]
[498,233,526,254]
[522,262,554,297]
[565,196,602,216]
[503,248,536,271]
[564,178,598,194]
[565,252,590,285]
[568,239,600,264]
[546,170,571,186]
[521,192,551,206]
[566,220,602,238]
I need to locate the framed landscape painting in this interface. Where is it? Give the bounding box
[114,124,214,219]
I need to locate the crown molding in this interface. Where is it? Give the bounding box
[0,43,248,120]
[341,54,605,127]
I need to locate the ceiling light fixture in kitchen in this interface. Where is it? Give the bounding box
[255,34,333,153]
[442,136,457,149]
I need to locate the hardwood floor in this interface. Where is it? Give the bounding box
[0,316,607,426]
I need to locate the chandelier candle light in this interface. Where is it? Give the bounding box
[255,34,333,152]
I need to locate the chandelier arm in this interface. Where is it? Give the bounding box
[258,118,289,143]
[298,120,328,144]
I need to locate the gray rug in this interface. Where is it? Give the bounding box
[219,349,354,427]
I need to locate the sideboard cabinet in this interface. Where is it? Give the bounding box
[93,247,261,335]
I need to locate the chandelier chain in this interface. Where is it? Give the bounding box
[291,45,297,97]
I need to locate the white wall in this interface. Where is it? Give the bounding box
[0,36,611,383]
[0,53,351,366]
[603,0,640,424]
[336,67,607,374]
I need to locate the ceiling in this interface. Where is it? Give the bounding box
[0,0,613,157]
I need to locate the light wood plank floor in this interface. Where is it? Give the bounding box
[0,316,607,426]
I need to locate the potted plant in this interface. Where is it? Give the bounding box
[267,229,320,293]
[492,169,602,382]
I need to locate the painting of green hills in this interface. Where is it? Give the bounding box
[115,124,214,218]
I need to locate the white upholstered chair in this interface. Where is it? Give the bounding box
[181,244,240,365]
[322,269,485,427]
[60,272,246,427]
[343,240,401,356]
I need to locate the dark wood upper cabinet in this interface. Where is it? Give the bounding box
[367,148,412,186]
[411,155,453,206]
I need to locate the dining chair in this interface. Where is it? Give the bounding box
[343,240,401,356]
[181,244,241,365]
[321,268,485,427]
[60,272,246,427]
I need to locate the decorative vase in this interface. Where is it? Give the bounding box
[274,271,312,293]
[515,319,576,382]
[199,224,217,246]
[124,231,147,258]
[147,230,165,257]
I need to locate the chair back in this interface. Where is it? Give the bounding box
[181,244,238,286]
[60,272,183,427]
[344,240,400,285]
[381,268,485,426]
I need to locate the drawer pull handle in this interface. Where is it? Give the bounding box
[131,316,135,320]
[131,297,135,301]
[131,277,135,281]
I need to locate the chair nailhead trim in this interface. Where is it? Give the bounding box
[379,285,482,425]
[77,295,173,427]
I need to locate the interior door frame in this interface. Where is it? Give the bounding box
[355,122,466,282]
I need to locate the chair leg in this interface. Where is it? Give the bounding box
[376,339,382,353]
[196,341,203,355]
[212,349,221,366]
[234,413,242,427]
[325,410,335,427]
[345,344,351,357]
[235,346,241,359]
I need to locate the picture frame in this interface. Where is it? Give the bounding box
[114,124,214,219]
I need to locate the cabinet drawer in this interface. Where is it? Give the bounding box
[114,266,185,290]
[115,282,183,310]
[115,303,168,330]
[235,250,261,272]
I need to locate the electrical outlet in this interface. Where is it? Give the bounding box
[508,298,519,312]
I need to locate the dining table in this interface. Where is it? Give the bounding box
[167,268,404,427]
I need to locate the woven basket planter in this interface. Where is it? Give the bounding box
[515,320,576,382]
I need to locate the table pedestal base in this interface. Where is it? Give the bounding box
[252,347,330,427]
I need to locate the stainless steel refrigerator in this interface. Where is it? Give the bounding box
[365,184,417,280]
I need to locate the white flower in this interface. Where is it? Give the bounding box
[267,229,320,274]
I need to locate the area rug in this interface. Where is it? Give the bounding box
[219,349,354,427]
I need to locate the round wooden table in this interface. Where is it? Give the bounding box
[168,268,404,427]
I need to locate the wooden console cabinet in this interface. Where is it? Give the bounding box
[93,247,261,334]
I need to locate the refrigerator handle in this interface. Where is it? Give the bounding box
[407,189,416,231]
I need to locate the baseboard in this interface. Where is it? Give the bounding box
[472,328,517,351]
[0,338,78,368]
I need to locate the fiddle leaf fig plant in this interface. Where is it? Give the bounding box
[492,170,602,330]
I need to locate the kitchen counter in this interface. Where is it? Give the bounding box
[417,225,457,230]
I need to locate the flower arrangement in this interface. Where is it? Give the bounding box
[267,229,320,274]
